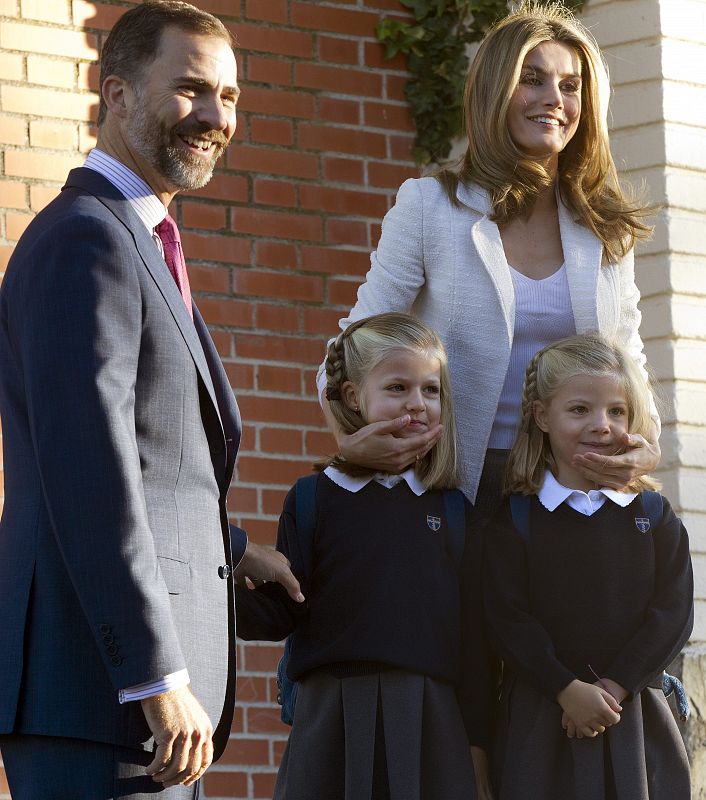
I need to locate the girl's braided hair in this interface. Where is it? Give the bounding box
[504,332,659,494]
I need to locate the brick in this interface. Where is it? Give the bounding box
[2,85,95,122]
[368,160,417,188]
[231,705,245,733]
[0,0,18,16]
[0,22,98,60]
[202,771,247,798]
[260,427,302,454]
[0,766,9,793]
[73,1,127,30]
[326,218,368,247]
[230,22,313,59]
[319,35,359,65]
[253,178,296,207]
[29,119,78,150]
[318,96,360,126]
[299,123,386,157]
[238,454,308,485]
[252,770,279,796]
[0,51,23,81]
[245,0,286,23]
[210,329,232,357]
[386,73,409,103]
[301,245,369,276]
[262,486,289,515]
[221,736,270,765]
[21,0,69,23]
[389,134,415,161]
[227,673,268,704]
[30,185,61,212]
[181,232,250,265]
[255,241,297,270]
[328,278,362,306]
[294,63,382,97]
[6,211,33,241]
[250,117,293,147]
[370,221,382,245]
[223,361,255,389]
[258,365,301,394]
[242,643,284,672]
[0,246,13,270]
[227,144,319,180]
[188,265,230,294]
[233,517,279,543]
[305,429,337,456]
[5,150,82,181]
[27,55,75,88]
[273,738,288,762]
[238,85,315,119]
[237,394,325,426]
[191,0,241,16]
[79,123,98,153]
[181,201,227,231]
[365,100,414,131]
[231,207,322,242]
[364,39,407,71]
[78,62,99,92]
[299,185,389,218]
[364,0,411,8]
[0,181,27,210]
[235,270,323,302]
[186,173,248,204]
[226,485,258,514]
[323,156,364,185]
[198,297,253,327]
[255,303,299,332]
[247,54,291,86]
[303,306,346,335]
[0,114,27,145]
[291,2,379,37]
[238,425,256,451]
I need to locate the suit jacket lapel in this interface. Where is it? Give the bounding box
[63,168,222,426]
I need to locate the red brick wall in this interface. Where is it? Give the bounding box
[0,0,418,797]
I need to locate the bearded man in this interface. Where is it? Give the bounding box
[0,2,301,797]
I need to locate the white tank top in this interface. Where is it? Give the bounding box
[487,265,576,450]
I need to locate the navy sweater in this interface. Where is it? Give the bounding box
[484,493,693,702]
[236,472,498,747]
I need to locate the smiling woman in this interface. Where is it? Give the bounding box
[318,1,660,519]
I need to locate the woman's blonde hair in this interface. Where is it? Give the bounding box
[322,312,458,490]
[505,333,659,494]
[436,1,651,263]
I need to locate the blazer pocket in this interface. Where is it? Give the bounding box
[158,556,191,595]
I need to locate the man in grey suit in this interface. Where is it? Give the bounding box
[0,2,302,797]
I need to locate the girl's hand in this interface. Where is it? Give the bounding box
[594,677,628,704]
[338,416,443,473]
[470,746,494,800]
[561,710,577,738]
[557,679,622,738]
[572,430,660,490]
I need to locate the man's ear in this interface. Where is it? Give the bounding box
[533,399,550,433]
[101,75,130,120]
[340,381,360,413]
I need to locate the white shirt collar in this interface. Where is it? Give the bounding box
[84,148,166,233]
[538,470,637,516]
[324,466,426,496]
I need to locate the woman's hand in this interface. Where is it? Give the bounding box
[338,415,443,473]
[557,679,622,738]
[470,746,494,800]
[572,429,660,491]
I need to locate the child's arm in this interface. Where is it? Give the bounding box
[601,498,693,698]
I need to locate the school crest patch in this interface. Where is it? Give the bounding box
[427,515,441,532]
[635,517,651,533]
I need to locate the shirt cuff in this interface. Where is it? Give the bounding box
[118,668,190,704]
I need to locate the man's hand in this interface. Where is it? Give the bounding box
[572,429,660,491]
[234,541,304,603]
[141,686,213,787]
[339,416,443,474]
[557,679,622,738]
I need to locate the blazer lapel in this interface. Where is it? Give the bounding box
[458,182,514,344]
[62,168,222,426]
[557,197,602,333]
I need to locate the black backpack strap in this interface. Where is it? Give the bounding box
[292,473,318,585]
[509,493,531,541]
[442,489,466,573]
[640,490,663,532]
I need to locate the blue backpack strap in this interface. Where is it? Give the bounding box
[442,489,466,572]
[640,490,663,532]
[509,493,531,541]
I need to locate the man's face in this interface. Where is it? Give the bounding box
[126,26,239,193]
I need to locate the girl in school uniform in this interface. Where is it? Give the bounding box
[484,333,693,800]
[236,312,496,800]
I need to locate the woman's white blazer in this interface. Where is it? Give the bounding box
[329,177,649,502]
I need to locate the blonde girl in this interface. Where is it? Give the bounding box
[485,333,692,800]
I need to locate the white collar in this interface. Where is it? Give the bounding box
[324,466,426,496]
[538,470,637,512]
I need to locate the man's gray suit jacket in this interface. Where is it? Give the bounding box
[0,167,246,759]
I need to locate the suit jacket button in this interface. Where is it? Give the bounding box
[106,644,119,656]
[99,624,111,635]
[102,634,115,645]
[218,565,231,579]
[111,656,123,666]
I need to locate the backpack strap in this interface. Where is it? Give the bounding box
[509,493,531,541]
[292,473,318,585]
[442,489,466,573]
[640,490,663,532]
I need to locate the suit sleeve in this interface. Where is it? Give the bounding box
[604,497,693,696]
[7,214,185,688]
[483,504,577,702]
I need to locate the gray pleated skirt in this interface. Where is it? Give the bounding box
[494,674,691,800]
[273,669,478,800]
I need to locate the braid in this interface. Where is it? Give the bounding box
[519,349,543,427]
[324,331,348,401]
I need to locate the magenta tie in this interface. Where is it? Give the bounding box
[155,213,193,319]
